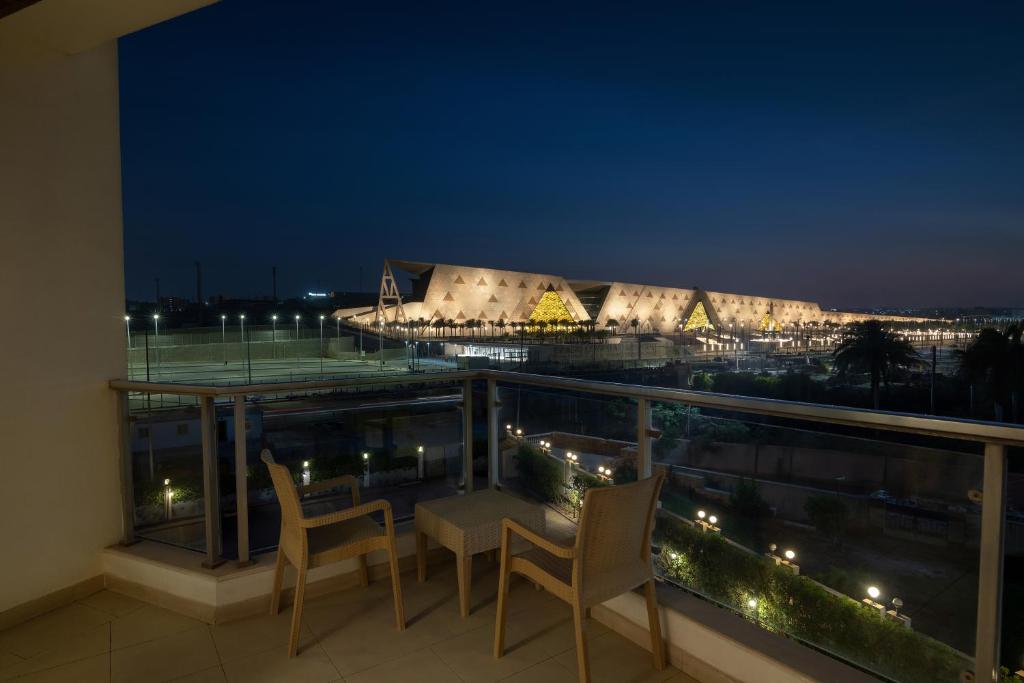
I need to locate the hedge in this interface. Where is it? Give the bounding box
[655,514,978,683]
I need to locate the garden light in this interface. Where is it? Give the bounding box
[747,598,758,609]
[506,424,512,431]
[697,510,706,520]
[784,550,796,561]
[516,428,523,436]
[708,515,718,525]
[867,586,880,600]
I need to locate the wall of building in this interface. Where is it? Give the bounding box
[0,42,127,612]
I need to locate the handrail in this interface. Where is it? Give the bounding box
[109,368,1024,446]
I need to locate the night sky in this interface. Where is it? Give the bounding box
[119,1,1023,308]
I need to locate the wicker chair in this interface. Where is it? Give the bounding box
[261,450,405,657]
[493,471,666,683]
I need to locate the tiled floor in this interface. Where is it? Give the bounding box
[0,560,694,682]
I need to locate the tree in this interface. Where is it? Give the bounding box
[957,323,1023,421]
[805,495,849,545]
[832,320,919,409]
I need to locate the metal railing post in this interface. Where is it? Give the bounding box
[233,394,251,566]
[487,379,500,489]
[637,397,652,479]
[117,390,136,545]
[973,442,1007,683]
[200,396,223,568]
[463,378,474,492]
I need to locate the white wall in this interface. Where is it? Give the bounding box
[0,40,126,612]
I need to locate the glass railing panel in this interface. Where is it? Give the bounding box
[128,391,210,554]
[651,401,983,683]
[240,382,471,556]
[495,385,635,520]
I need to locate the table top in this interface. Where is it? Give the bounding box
[415,488,542,530]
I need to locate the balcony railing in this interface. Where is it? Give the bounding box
[110,369,1024,683]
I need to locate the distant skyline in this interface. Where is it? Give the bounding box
[119,1,1023,308]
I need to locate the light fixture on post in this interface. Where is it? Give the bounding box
[416,445,425,480]
[695,510,720,534]
[887,596,912,629]
[862,585,885,616]
[301,460,311,487]
[515,427,523,437]
[362,451,370,487]
[765,544,800,575]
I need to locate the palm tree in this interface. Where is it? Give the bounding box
[496,319,506,337]
[957,323,1023,422]
[833,320,920,409]
[432,319,444,337]
[444,318,456,337]
[605,319,619,337]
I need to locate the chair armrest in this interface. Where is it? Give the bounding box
[300,499,390,528]
[502,518,575,559]
[298,475,361,505]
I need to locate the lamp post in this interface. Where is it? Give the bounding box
[220,314,227,364]
[271,314,278,359]
[319,314,325,376]
[294,314,300,370]
[239,313,246,354]
[152,314,160,377]
[416,445,425,480]
[766,544,800,574]
[362,451,371,487]
[125,316,132,376]
[163,478,173,520]
[301,460,311,487]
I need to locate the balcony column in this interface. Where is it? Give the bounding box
[973,442,1007,683]
[200,396,223,568]
[233,394,251,567]
[462,379,473,493]
[637,398,652,479]
[486,379,500,489]
[117,391,136,545]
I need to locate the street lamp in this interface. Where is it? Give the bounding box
[416,445,425,479]
[294,314,300,369]
[695,510,720,533]
[124,315,132,350]
[362,451,370,487]
[271,314,278,359]
[152,314,160,376]
[301,460,311,486]
[319,314,325,376]
[220,314,227,364]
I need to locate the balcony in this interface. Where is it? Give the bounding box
[89,369,1024,683]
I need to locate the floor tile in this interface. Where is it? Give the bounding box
[0,605,111,659]
[211,610,314,663]
[431,619,552,683]
[0,623,109,681]
[110,604,205,650]
[221,643,339,683]
[553,629,676,683]
[497,658,577,683]
[344,648,460,683]
[80,591,146,618]
[170,666,227,682]
[111,626,219,683]
[9,653,108,683]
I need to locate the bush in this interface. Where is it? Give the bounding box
[655,515,972,683]
[513,443,563,503]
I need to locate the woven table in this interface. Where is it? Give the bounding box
[415,489,545,617]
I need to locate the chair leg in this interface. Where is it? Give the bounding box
[572,601,590,683]
[287,565,307,657]
[644,579,666,671]
[269,549,286,616]
[493,554,511,658]
[358,555,369,587]
[456,553,473,617]
[416,531,427,582]
[387,537,406,631]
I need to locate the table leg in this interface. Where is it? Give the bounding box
[417,532,427,583]
[456,552,472,617]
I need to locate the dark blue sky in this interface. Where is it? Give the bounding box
[119,1,1023,308]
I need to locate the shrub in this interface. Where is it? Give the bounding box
[513,443,563,503]
[655,515,971,683]
[729,478,771,518]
